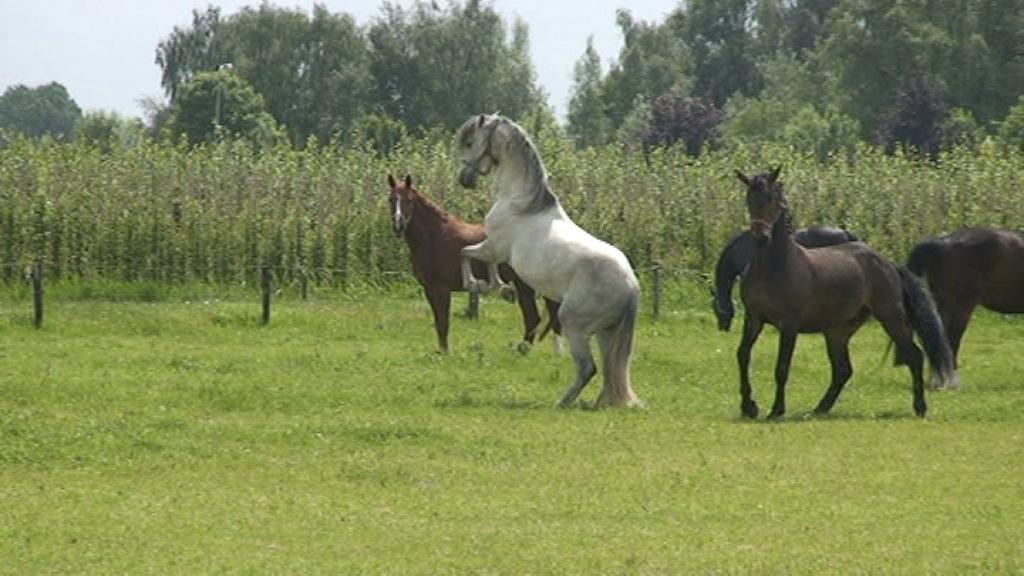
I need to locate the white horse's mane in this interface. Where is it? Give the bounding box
[473,115,558,215]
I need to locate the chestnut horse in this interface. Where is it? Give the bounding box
[713,225,859,331]
[907,227,1024,377]
[388,174,559,353]
[735,167,954,418]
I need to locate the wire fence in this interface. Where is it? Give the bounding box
[1,257,703,329]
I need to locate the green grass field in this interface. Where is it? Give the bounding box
[1,282,1022,573]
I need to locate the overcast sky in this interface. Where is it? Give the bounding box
[0,0,677,120]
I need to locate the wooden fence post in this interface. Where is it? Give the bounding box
[261,265,272,325]
[31,259,44,329]
[651,263,661,320]
[299,268,309,301]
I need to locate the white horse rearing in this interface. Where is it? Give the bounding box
[456,114,643,408]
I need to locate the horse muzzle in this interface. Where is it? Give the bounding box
[750,219,772,244]
[458,166,479,189]
[392,215,408,237]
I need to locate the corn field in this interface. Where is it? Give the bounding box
[1,136,1021,288]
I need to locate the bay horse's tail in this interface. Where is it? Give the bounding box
[897,265,955,389]
[906,238,942,279]
[596,289,643,408]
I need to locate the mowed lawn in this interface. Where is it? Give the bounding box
[1,283,1022,574]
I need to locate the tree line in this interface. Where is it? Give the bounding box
[3,0,1024,157]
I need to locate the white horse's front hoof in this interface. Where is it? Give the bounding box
[499,284,517,302]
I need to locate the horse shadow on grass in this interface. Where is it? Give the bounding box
[733,410,923,424]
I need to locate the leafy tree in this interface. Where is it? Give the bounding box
[566,37,611,148]
[997,97,1024,150]
[155,4,369,146]
[168,70,283,147]
[347,112,408,156]
[783,0,841,58]
[642,85,724,156]
[721,94,792,147]
[616,95,653,152]
[940,108,981,151]
[782,105,860,160]
[0,82,82,140]
[76,111,147,153]
[675,0,762,107]
[599,9,691,131]
[874,71,949,158]
[367,0,543,134]
[817,0,1024,139]
[155,7,227,103]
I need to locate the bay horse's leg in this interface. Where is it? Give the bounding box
[942,302,975,371]
[815,328,856,414]
[878,314,927,416]
[424,285,452,353]
[558,328,597,408]
[768,329,798,419]
[737,314,764,419]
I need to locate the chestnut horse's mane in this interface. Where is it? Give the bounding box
[404,184,452,225]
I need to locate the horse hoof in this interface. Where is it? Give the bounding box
[768,410,785,420]
[914,402,927,417]
[516,341,531,355]
[741,401,759,419]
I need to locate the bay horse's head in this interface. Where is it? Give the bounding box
[387,174,415,237]
[456,114,501,189]
[736,166,786,245]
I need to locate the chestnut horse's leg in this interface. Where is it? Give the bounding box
[815,327,856,414]
[424,285,452,353]
[769,329,798,419]
[509,273,541,350]
[736,313,764,419]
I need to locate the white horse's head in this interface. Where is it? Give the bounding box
[456,114,503,189]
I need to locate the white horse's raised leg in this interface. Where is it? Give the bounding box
[461,241,492,293]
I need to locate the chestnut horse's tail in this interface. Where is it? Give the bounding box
[898,265,955,388]
[906,238,943,279]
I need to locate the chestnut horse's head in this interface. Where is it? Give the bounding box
[736,166,786,245]
[387,174,415,237]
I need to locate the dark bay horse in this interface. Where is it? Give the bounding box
[735,167,954,418]
[907,227,1024,376]
[387,174,560,353]
[713,225,859,331]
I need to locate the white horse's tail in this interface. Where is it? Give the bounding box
[596,290,643,408]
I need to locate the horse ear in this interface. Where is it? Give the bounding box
[770,165,782,182]
[404,174,412,188]
[478,114,486,127]
[387,174,396,188]
[735,170,752,187]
